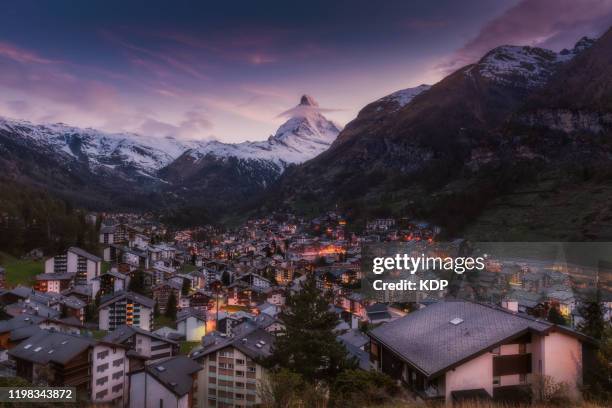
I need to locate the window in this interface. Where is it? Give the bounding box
[236,359,245,365]
[235,393,244,400]
[112,383,123,393]
[112,371,123,380]
[247,367,256,373]
[97,350,109,360]
[235,370,244,377]
[209,377,217,384]
[96,390,108,399]
[159,398,163,408]
[113,358,123,367]
[235,382,244,388]
[493,376,500,386]
[97,363,109,372]
[96,376,108,386]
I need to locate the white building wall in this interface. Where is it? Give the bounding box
[99,308,110,330]
[445,352,493,401]
[542,332,582,400]
[92,344,127,404]
[44,258,54,274]
[129,372,188,408]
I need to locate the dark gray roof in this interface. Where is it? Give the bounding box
[176,308,206,323]
[368,301,554,378]
[192,327,274,361]
[0,314,46,333]
[68,247,102,262]
[338,329,369,349]
[137,356,202,397]
[35,273,76,281]
[99,291,155,309]
[8,331,95,365]
[340,339,370,371]
[103,324,178,345]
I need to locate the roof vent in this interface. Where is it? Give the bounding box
[450,317,464,325]
[34,347,42,352]
[156,366,166,372]
[48,349,54,354]
[24,344,32,350]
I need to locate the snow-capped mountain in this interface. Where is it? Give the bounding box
[473,37,595,88]
[0,117,193,178]
[182,95,341,171]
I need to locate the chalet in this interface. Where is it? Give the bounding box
[44,247,101,286]
[9,331,96,393]
[188,290,212,310]
[264,287,286,306]
[34,273,75,293]
[368,301,593,404]
[103,324,178,362]
[152,281,182,314]
[191,327,274,407]
[99,223,132,245]
[0,314,46,349]
[104,245,149,270]
[365,303,394,324]
[59,296,87,323]
[98,291,155,331]
[91,270,130,298]
[128,356,202,408]
[176,308,207,342]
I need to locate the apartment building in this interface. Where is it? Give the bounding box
[98,291,155,331]
[91,341,129,405]
[191,327,273,407]
[44,247,101,286]
[368,301,593,404]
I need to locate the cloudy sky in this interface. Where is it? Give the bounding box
[0,0,610,142]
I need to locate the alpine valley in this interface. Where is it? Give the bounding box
[2,29,612,239]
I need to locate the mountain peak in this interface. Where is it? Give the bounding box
[299,94,319,107]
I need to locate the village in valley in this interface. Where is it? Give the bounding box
[0,210,609,407]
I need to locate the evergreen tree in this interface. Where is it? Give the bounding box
[221,271,231,286]
[181,278,191,296]
[128,269,147,296]
[547,306,567,326]
[267,275,355,383]
[577,291,606,340]
[165,291,177,320]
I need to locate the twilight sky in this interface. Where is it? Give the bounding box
[0,0,611,142]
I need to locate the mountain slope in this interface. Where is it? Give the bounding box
[264,34,610,238]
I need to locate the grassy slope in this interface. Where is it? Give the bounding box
[464,178,612,241]
[0,252,43,287]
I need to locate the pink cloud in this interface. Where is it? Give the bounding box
[441,0,612,73]
[0,41,58,64]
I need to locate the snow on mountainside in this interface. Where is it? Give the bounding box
[185,95,341,169]
[473,37,595,88]
[377,84,431,111]
[0,117,193,176]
